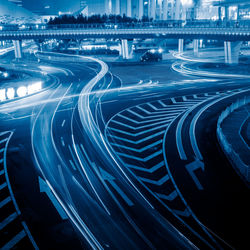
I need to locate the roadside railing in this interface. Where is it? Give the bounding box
[217,96,250,182]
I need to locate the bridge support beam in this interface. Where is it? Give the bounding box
[224,41,242,64]
[121,39,133,59]
[12,40,22,59]
[178,39,184,54]
[193,39,199,55]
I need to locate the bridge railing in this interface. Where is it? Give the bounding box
[1,20,250,32]
[217,96,250,182]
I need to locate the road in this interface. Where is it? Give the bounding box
[0,48,249,249]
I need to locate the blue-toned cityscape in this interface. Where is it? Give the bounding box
[0,0,249,249]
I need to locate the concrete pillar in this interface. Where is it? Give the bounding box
[224,6,229,21]
[218,6,222,21]
[127,0,132,17]
[121,39,133,59]
[12,40,22,59]
[224,41,242,64]
[193,39,199,55]
[178,39,184,54]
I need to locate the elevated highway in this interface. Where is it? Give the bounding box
[0,27,250,41]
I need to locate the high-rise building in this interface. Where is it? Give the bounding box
[8,0,22,7]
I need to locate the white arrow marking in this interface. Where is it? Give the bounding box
[185,159,205,190]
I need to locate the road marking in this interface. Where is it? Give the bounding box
[110,139,163,153]
[127,161,164,173]
[140,174,169,186]
[0,182,7,190]
[0,169,4,175]
[1,230,26,250]
[0,138,8,144]
[69,159,77,171]
[99,168,134,207]
[61,137,65,147]
[39,177,67,220]
[182,96,187,101]
[109,123,169,137]
[156,190,178,201]
[111,118,169,131]
[0,148,4,154]
[173,208,190,217]
[171,98,176,104]
[61,119,66,127]
[158,100,167,107]
[185,159,204,190]
[108,130,165,144]
[0,212,17,231]
[117,150,162,162]
[0,196,11,209]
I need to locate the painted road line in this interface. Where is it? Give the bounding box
[0,169,4,176]
[39,177,67,220]
[117,113,173,125]
[173,208,190,217]
[0,182,7,190]
[0,138,8,145]
[0,148,4,154]
[117,150,163,162]
[69,159,77,171]
[61,137,65,147]
[0,196,11,209]
[171,98,176,104]
[140,174,170,186]
[185,159,205,190]
[107,130,165,144]
[1,230,26,250]
[110,139,163,153]
[109,123,169,137]
[158,100,167,107]
[156,190,178,201]
[110,118,170,131]
[127,161,164,174]
[99,168,134,207]
[61,119,66,127]
[0,212,17,231]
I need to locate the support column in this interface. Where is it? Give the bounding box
[193,39,199,55]
[224,41,242,64]
[224,6,229,21]
[121,39,133,59]
[178,39,184,54]
[12,40,22,59]
[175,0,181,20]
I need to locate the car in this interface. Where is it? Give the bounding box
[140,49,163,62]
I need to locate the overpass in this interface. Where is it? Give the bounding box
[1,26,250,63]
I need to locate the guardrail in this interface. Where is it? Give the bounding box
[217,96,250,182]
[1,20,250,31]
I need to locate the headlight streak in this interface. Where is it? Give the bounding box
[31,83,103,250]
[30,51,198,249]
